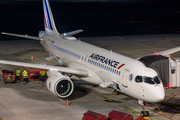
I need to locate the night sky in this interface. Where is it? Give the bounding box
[0,0,180,40]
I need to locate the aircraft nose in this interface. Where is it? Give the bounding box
[157,91,165,101]
[154,87,165,102]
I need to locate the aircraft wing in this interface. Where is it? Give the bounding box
[0,60,88,77]
[1,32,42,41]
[158,46,180,56]
[137,46,180,60]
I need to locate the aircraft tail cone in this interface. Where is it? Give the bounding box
[66,99,69,106]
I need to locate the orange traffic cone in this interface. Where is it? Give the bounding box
[66,99,69,106]
[31,56,33,61]
[40,81,43,88]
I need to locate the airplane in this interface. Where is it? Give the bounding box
[1,0,180,117]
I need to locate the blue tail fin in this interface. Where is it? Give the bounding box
[43,0,59,35]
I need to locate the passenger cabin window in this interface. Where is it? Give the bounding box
[144,77,155,84]
[135,76,143,83]
[84,55,88,62]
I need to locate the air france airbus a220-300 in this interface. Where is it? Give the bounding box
[1,0,180,117]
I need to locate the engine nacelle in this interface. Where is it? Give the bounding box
[46,70,74,98]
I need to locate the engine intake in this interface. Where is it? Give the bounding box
[46,71,74,98]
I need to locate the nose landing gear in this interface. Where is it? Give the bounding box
[139,100,150,118]
[140,111,149,118]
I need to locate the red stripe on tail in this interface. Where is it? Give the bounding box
[43,10,47,28]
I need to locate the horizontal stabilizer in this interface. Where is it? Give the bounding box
[0,60,88,77]
[1,32,42,41]
[62,29,83,37]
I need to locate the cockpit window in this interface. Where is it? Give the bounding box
[154,76,161,84]
[135,76,143,83]
[144,77,155,84]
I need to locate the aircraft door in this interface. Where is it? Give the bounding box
[122,69,130,88]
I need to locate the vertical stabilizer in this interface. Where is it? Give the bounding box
[43,0,60,35]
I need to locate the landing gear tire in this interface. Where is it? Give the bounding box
[145,111,149,117]
[140,111,149,118]
[140,111,145,118]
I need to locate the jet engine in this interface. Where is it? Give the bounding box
[46,70,74,98]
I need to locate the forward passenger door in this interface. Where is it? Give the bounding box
[122,69,130,88]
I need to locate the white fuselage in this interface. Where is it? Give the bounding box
[40,32,165,103]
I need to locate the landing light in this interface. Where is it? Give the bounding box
[63,33,66,36]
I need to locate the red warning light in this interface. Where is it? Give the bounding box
[167,84,170,88]
[168,54,171,57]
[154,52,158,55]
